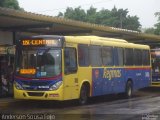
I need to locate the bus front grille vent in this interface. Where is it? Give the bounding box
[27,92,44,97]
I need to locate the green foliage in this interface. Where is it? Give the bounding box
[123,15,141,31]
[144,28,155,34]
[58,7,86,21]
[154,12,160,35]
[86,6,97,23]
[144,12,160,35]
[154,23,160,35]
[58,6,141,31]
[0,0,23,10]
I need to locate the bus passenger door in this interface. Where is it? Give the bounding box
[63,47,79,100]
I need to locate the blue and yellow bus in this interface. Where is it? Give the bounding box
[151,48,160,87]
[14,35,151,104]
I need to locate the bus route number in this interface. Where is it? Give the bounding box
[22,40,30,46]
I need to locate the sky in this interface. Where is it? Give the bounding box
[17,0,160,28]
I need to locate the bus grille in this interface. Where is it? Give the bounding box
[27,92,44,97]
[21,81,50,86]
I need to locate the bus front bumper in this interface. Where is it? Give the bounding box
[14,86,63,100]
[151,82,160,87]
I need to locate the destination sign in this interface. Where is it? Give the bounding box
[21,39,60,46]
[0,46,15,54]
[20,69,36,74]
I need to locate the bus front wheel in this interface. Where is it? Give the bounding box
[79,85,88,105]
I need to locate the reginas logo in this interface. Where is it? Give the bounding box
[103,68,121,80]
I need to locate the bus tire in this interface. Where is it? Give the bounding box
[79,84,88,105]
[125,81,133,98]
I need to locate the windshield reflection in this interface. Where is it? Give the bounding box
[16,47,61,78]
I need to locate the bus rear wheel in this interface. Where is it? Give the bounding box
[125,81,133,98]
[79,85,88,105]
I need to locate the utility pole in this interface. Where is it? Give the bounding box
[120,13,123,28]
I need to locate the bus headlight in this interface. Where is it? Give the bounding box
[49,81,62,91]
[14,81,23,90]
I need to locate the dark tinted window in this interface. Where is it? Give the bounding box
[114,47,124,66]
[64,48,77,74]
[78,44,89,66]
[102,46,113,66]
[134,49,142,66]
[89,45,102,66]
[125,48,134,66]
[142,50,150,66]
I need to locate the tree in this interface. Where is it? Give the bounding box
[144,12,160,35]
[154,12,160,35]
[0,0,23,10]
[95,8,112,25]
[123,15,141,31]
[58,7,86,21]
[144,27,155,34]
[58,6,141,31]
[86,6,97,23]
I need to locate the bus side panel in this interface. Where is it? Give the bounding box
[63,67,92,100]
[112,68,126,94]
[152,73,160,86]
[124,68,139,90]
[152,73,160,81]
[92,67,151,97]
[78,67,92,95]
[142,68,151,88]
[92,68,125,96]
[124,67,151,91]
[92,68,104,96]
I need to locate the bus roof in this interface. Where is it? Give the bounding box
[151,48,160,51]
[65,36,150,50]
[20,35,150,50]
[73,36,128,43]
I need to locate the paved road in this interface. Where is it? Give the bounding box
[0,87,160,120]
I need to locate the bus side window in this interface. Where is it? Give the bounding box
[64,48,77,74]
[102,46,113,66]
[90,45,102,67]
[134,49,142,66]
[125,48,134,66]
[78,44,89,66]
[142,50,150,66]
[114,47,124,66]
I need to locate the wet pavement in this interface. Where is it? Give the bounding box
[0,87,160,120]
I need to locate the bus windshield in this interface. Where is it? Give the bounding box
[15,47,61,78]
